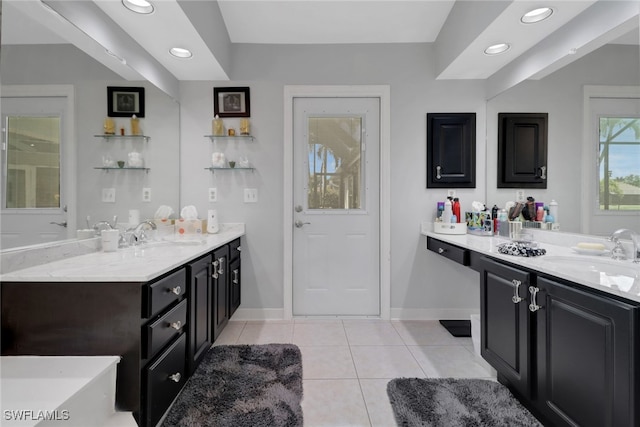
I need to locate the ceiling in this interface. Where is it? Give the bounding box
[3,0,639,98]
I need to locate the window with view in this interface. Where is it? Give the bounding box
[598,117,640,211]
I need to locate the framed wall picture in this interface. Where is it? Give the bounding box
[107,86,145,117]
[213,87,250,117]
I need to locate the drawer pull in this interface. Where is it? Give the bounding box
[168,372,181,383]
[217,257,225,274]
[511,280,523,304]
[169,320,182,330]
[529,286,542,312]
[438,247,446,254]
[237,246,242,252]
[233,269,239,284]
[170,286,181,296]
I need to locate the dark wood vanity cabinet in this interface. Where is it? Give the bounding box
[187,254,212,375]
[497,113,548,188]
[479,257,639,427]
[1,236,243,427]
[426,113,476,188]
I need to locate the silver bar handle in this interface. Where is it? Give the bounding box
[217,257,225,274]
[529,286,542,312]
[212,260,219,279]
[511,280,523,304]
[539,166,547,180]
[233,269,239,284]
[436,165,442,180]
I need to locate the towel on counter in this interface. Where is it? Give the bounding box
[497,242,546,257]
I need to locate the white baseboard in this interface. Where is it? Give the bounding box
[390,308,479,320]
[231,308,285,321]
[231,307,479,321]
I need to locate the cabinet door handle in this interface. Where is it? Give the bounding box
[511,280,523,304]
[217,257,225,274]
[233,269,239,284]
[529,286,542,312]
[168,372,181,383]
[170,286,181,296]
[436,165,442,180]
[539,166,547,180]
[212,260,219,279]
[169,320,182,330]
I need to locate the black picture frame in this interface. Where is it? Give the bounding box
[107,86,145,117]
[213,87,250,118]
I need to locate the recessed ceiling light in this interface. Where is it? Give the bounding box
[521,7,553,24]
[484,43,511,55]
[122,0,154,14]
[169,47,193,59]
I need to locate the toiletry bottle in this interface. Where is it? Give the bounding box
[443,199,453,224]
[452,198,461,223]
[491,205,499,235]
[536,206,544,221]
[549,200,558,223]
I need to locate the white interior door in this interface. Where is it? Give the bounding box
[293,97,380,316]
[1,94,73,248]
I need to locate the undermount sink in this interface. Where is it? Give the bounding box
[540,256,640,292]
[541,256,639,277]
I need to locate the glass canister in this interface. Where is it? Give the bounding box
[212,115,224,136]
[239,118,250,135]
[130,115,140,135]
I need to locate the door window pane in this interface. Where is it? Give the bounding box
[307,117,362,210]
[5,116,61,208]
[598,117,640,211]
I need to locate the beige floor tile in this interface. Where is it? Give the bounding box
[344,321,405,346]
[293,322,349,346]
[300,346,357,379]
[302,379,371,427]
[211,321,245,346]
[235,322,294,344]
[391,320,467,346]
[359,379,398,427]
[408,345,496,378]
[350,345,425,379]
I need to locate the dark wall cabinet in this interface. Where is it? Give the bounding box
[1,237,242,427]
[479,257,639,427]
[426,113,476,188]
[498,113,548,188]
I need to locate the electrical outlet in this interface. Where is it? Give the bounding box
[102,188,116,203]
[208,187,217,202]
[244,188,258,203]
[447,189,456,198]
[142,187,151,202]
[515,189,525,202]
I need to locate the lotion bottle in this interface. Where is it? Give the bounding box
[443,199,453,224]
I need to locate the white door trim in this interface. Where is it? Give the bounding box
[1,85,77,240]
[283,85,391,320]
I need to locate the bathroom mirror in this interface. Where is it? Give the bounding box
[0,2,181,250]
[484,28,639,236]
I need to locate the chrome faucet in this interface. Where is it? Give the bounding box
[608,229,640,263]
[92,215,118,236]
[124,220,157,246]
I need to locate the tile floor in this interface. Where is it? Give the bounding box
[213,319,496,427]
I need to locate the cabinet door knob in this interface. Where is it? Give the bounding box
[170,286,181,295]
[168,373,181,383]
[528,286,542,312]
[511,279,523,304]
[169,320,182,330]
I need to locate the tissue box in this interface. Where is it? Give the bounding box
[175,219,203,235]
[465,212,490,230]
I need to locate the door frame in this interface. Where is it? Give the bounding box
[1,85,77,240]
[283,85,391,320]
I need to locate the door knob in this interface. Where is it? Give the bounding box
[294,220,310,228]
[294,205,303,212]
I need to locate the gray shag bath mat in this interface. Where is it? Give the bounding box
[387,378,542,427]
[162,344,303,427]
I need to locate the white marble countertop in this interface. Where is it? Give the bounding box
[0,224,245,283]
[421,222,640,304]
